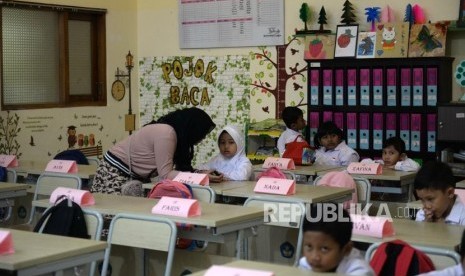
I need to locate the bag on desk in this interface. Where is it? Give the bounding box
[283,136,315,165]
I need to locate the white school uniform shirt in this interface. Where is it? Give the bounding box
[418,264,464,276]
[314,141,360,166]
[298,248,375,276]
[416,196,465,225]
[360,157,420,172]
[197,125,252,181]
[277,128,305,157]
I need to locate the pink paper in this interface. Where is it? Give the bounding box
[151,196,201,217]
[254,177,296,195]
[0,154,18,168]
[49,187,95,206]
[347,162,382,175]
[45,160,78,173]
[0,230,15,255]
[204,265,274,276]
[351,214,395,238]
[262,157,295,170]
[173,172,209,186]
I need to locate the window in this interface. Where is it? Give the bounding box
[1,2,107,110]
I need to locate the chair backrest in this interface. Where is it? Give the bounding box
[101,213,177,276]
[6,168,17,183]
[189,185,216,203]
[86,157,100,166]
[352,176,371,207]
[243,196,306,264]
[250,168,296,181]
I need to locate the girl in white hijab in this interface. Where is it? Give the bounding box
[198,125,252,181]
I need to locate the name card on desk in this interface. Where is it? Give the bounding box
[0,154,18,168]
[347,162,382,175]
[173,172,209,186]
[50,187,95,206]
[152,196,201,217]
[45,160,78,173]
[204,265,274,276]
[455,189,465,205]
[262,157,295,170]
[351,214,395,238]
[254,177,296,195]
[0,230,14,255]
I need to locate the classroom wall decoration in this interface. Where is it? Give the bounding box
[334,25,358,58]
[0,111,22,158]
[304,34,335,60]
[139,55,250,166]
[375,22,410,58]
[357,31,376,58]
[408,23,447,57]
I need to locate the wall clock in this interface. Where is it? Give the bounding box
[111,80,125,101]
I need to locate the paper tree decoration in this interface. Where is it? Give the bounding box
[365,7,381,31]
[380,5,395,23]
[317,6,331,33]
[404,4,415,27]
[299,3,312,32]
[341,0,357,25]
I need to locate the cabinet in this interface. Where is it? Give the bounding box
[306,57,454,162]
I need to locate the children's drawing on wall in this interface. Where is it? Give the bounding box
[356,31,376,58]
[408,23,448,57]
[375,22,410,58]
[249,36,307,123]
[67,125,77,148]
[304,34,335,60]
[0,111,22,158]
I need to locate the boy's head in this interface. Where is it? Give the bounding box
[414,160,456,221]
[282,106,306,131]
[302,203,353,272]
[382,137,406,167]
[314,121,344,150]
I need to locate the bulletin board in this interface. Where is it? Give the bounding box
[179,0,284,49]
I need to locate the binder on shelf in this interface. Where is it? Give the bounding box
[386,113,397,139]
[373,68,383,106]
[310,70,319,105]
[359,113,370,149]
[335,69,344,106]
[427,67,438,106]
[347,69,357,106]
[411,114,421,152]
[412,68,424,106]
[387,68,397,106]
[323,69,333,106]
[309,112,320,147]
[400,113,410,151]
[347,113,357,149]
[427,114,436,153]
[373,113,384,150]
[360,68,370,106]
[400,68,411,106]
[334,112,344,130]
[323,111,333,123]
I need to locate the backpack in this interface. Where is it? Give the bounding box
[282,136,315,165]
[370,239,435,276]
[33,196,90,239]
[0,166,7,182]
[256,167,287,180]
[54,149,89,165]
[316,171,357,209]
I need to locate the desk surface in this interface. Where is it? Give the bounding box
[0,228,106,272]
[457,179,465,189]
[317,167,417,182]
[221,181,353,204]
[0,182,30,200]
[253,164,341,176]
[12,160,97,179]
[353,218,463,250]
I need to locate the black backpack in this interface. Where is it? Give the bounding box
[0,166,7,182]
[33,196,90,239]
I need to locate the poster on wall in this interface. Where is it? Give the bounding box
[179,0,284,48]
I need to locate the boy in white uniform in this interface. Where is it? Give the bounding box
[277,106,307,157]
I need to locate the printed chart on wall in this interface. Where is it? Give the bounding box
[179,0,284,48]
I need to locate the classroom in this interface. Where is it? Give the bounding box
[1,0,465,275]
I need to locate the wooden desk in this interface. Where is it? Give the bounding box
[221,181,353,204]
[189,260,331,276]
[142,181,252,196]
[253,164,341,177]
[12,160,97,179]
[0,182,29,201]
[0,228,106,276]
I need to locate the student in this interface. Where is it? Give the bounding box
[313,121,359,166]
[277,106,307,157]
[361,137,420,171]
[414,160,465,225]
[197,125,252,181]
[298,203,374,275]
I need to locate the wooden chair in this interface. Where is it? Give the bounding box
[101,213,177,276]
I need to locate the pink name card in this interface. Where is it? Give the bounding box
[347,162,382,175]
[254,177,296,195]
[351,214,395,238]
[262,157,295,170]
[455,189,465,205]
[173,172,209,186]
[45,160,78,173]
[152,196,201,217]
[0,154,18,168]
[204,265,274,276]
[0,230,14,255]
[49,187,95,206]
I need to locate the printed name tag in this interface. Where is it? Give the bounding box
[262,157,295,170]
[0,154,18,168]
[347,162,382,175]
[49,187,95,206]
[350,214,395,238]
[204,265,274,276]
[254,177,296,195]
[152,196,201,217]
[45,160,78,173]
[173,172,209,186]
[0,230,14,255]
